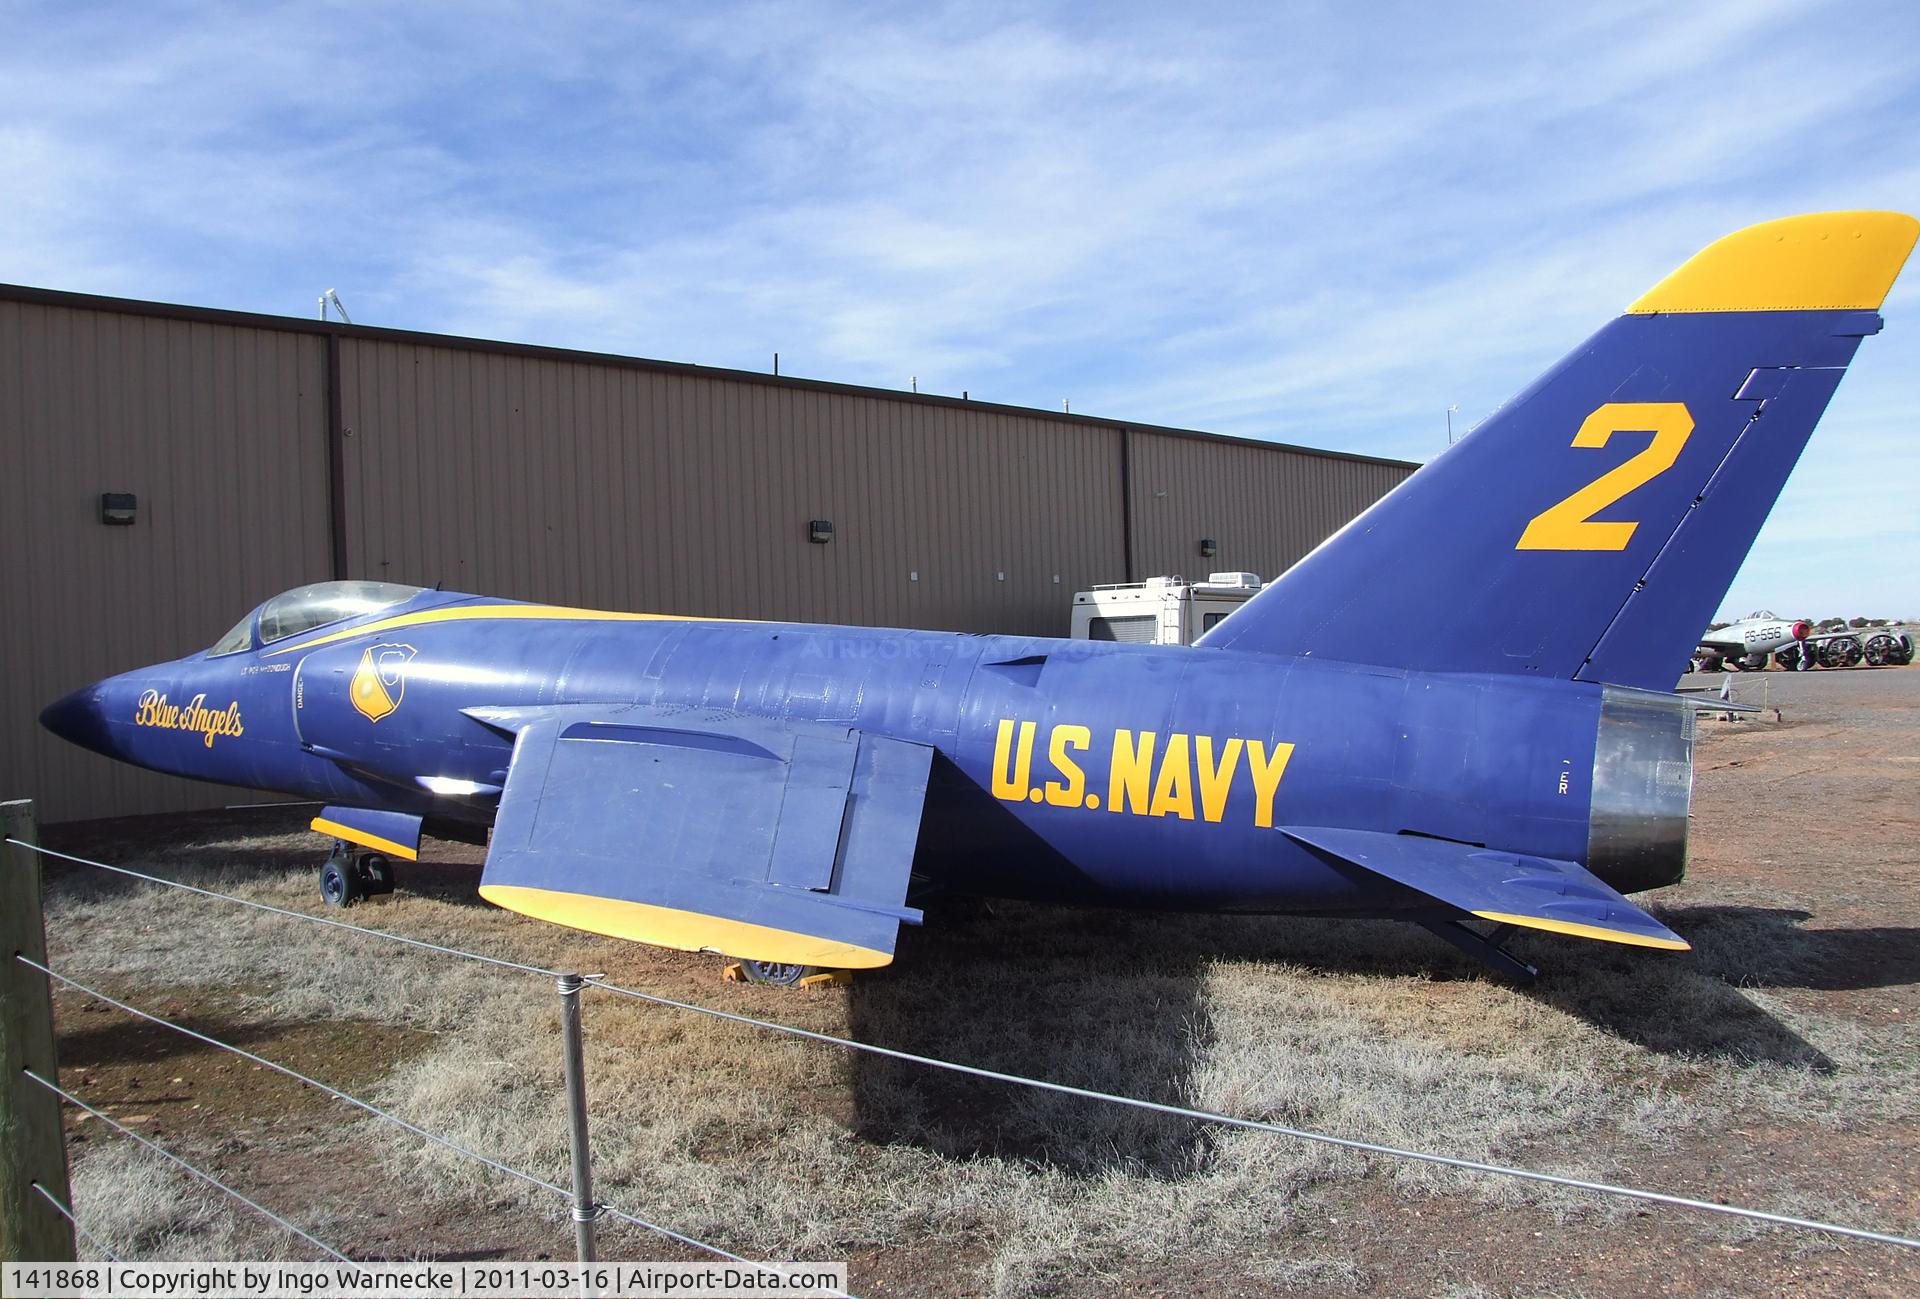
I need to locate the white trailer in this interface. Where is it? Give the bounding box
[1069,573,1265,646]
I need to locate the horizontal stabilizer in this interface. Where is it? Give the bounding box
[478,705,933,967]
[312,806,422,861]
[1281,825,1689,951]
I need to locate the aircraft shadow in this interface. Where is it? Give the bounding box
[1647,905,1920,992]
[845,896,1225,1180]
[846,898,1858,1176]
[1517,904,1920,1073]
[56,1009,314,1076]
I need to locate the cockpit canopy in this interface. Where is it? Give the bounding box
[209,581,425,655]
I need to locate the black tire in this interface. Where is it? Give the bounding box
[738,960,818,987]
[1774,645,1805,671]
[320,856,365,908]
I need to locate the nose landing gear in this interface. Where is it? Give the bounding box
[319,841,396,907]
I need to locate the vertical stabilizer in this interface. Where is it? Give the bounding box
[1199,212,1918,691]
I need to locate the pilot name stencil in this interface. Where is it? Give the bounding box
[991,718,1295,826]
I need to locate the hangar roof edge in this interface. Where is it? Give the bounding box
[0,281,1417,472]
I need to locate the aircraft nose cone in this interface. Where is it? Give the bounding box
[40,684,113,756]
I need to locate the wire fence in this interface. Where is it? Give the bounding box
[8,831,1920,1292]
[22,1066,351,1263]
[6,835,850,1296]
[29,1180,119,1263]
[14,959,823,1291]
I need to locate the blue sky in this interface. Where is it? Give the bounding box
[4,0,1916,620]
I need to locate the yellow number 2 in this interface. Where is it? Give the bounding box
[1516,402,1694,551]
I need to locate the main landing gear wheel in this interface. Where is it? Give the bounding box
[319,844,396,908]
[737,960,820,987]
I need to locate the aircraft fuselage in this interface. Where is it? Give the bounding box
[54,595,1675,920]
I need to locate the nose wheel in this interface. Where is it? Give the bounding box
[319,842,396,908]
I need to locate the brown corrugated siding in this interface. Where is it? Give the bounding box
[1126,429,1412,582]
[3,282,1411,821]
[337,340,1131,635]
[0,300,332,822]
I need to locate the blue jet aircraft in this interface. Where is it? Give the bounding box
[40,212,1919,983]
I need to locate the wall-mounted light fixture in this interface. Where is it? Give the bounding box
[809,519,834,544]
[1199,537,1218,558]
[100,492,137,526]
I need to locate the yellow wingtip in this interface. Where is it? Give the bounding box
[478,883,893,969]
[1627,211,1919,315]
[1472,910,1691,952]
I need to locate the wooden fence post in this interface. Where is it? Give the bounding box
[1,800,75,1262]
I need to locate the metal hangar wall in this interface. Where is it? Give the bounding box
[0,282,1415,821]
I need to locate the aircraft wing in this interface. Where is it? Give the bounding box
[1280,826,1689,950]
[470,704,933,968]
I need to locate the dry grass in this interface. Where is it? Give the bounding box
[41,844,1918,1296]
[69,1142,276,1261]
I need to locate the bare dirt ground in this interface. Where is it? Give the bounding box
[28,665,1920,1297]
